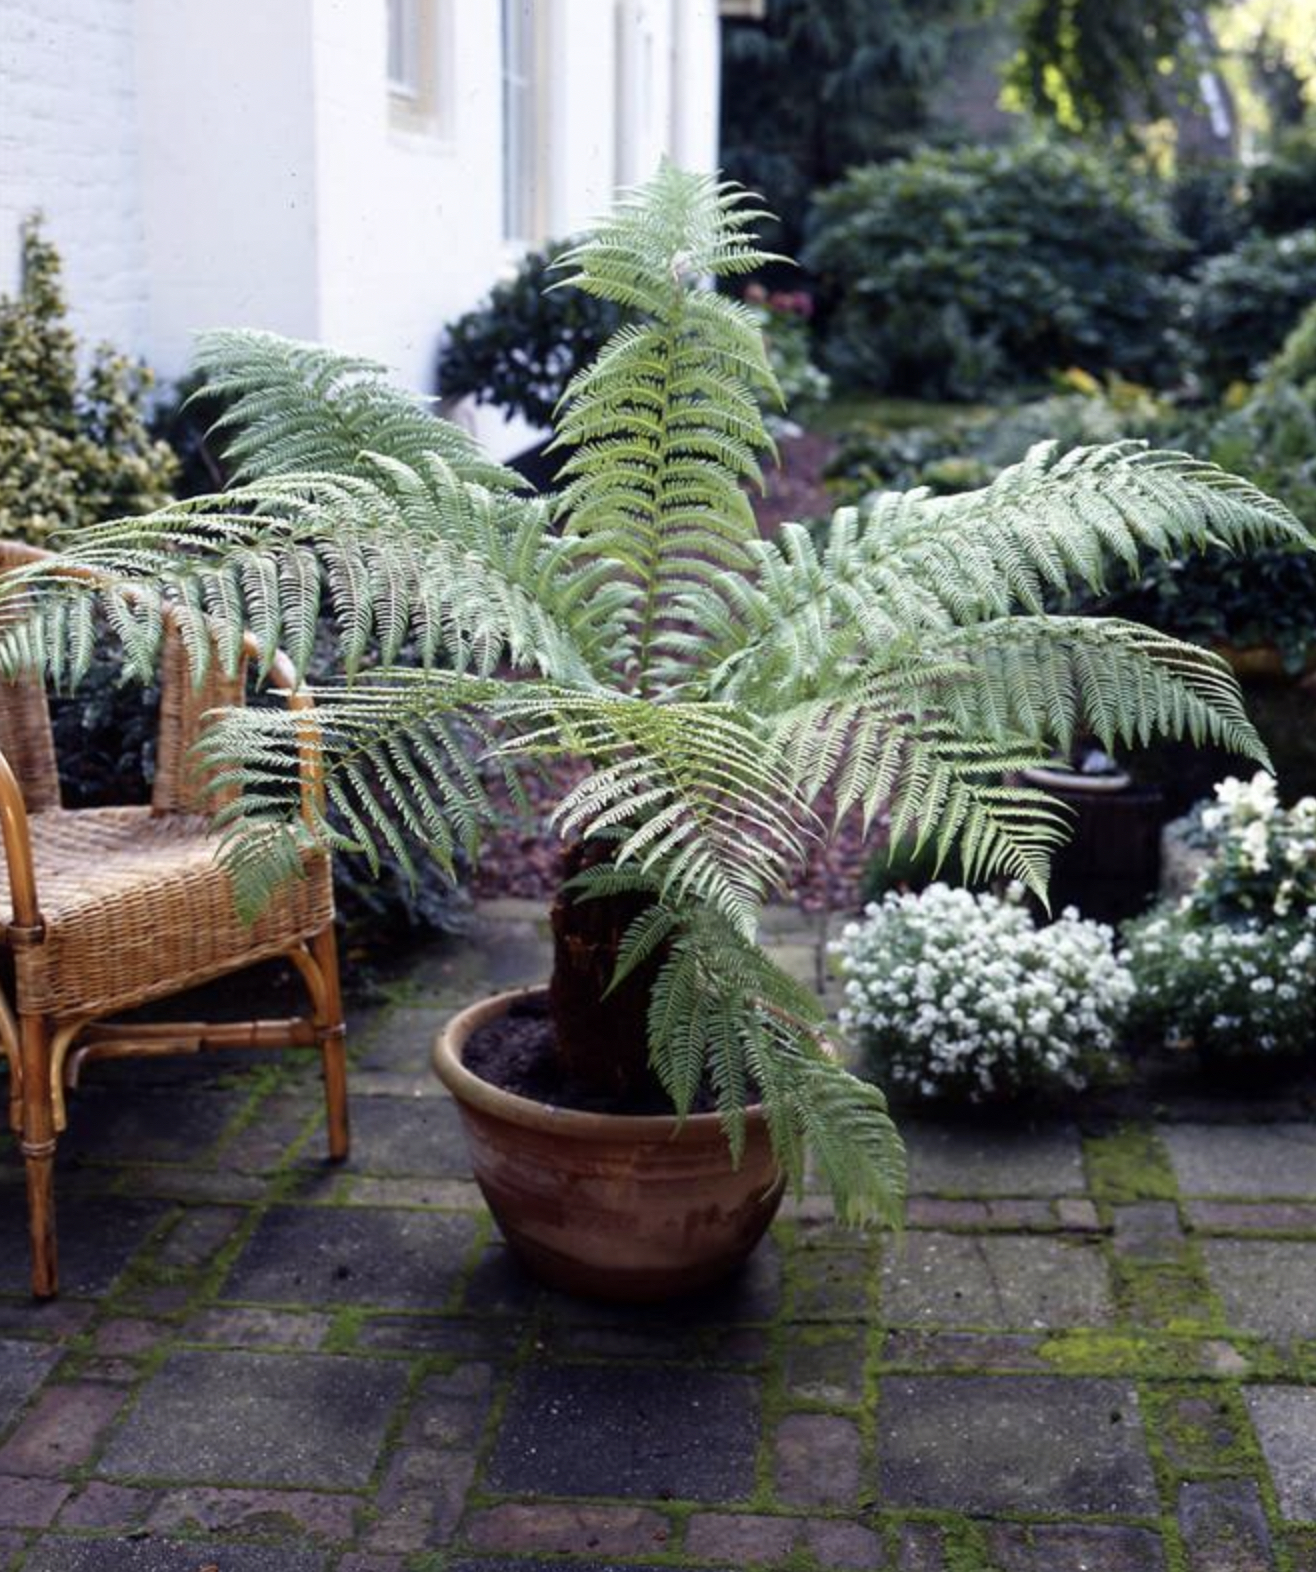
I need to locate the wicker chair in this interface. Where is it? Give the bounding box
[0,542,348,1297]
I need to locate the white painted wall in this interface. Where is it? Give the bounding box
[134,0,321,375]
[0,0,723,453]
[310,0,507,400]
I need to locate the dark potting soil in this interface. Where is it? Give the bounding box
[463,993,722,1116]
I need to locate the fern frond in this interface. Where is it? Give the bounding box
[200,675,811,937]
[647,909,905,1226]
[771,689,1070,901]
[192,329,522,493]
[551,162,782,688]
[696,443,1307,708]
[0,457,630,689]
[926,616,1268,763]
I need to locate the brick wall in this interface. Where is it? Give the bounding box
[0,0,149,355]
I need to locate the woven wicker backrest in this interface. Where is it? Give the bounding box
[0,542,60,812]
[151,627,248,816]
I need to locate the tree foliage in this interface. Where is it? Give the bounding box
[1002,0,1195,136]
[805,141,1184,396]
[719,0,977,257]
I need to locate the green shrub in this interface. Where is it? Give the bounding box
[805,141,1184,397]
[1181,227,1316,390]
[824,376,1173,500]
[1247,123,1316,236]
[0,218,177,541]
[1261,297,1316,391]
[435,240,623,429]
[1170,160,1247,260]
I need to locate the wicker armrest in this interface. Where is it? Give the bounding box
[0,746,40,933]
[245,638,322,824]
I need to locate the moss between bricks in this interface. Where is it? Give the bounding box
[1083,1125,1179,1205]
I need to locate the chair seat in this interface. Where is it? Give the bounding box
[0,807,334,1021]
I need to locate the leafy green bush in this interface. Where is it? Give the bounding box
[719,0,972,258]
[0,218,177,540]
[805,141,1184,397]
[435,240,623,429]
[824,367,1316,673]
[824,375,1172,500]
[1261,296,1316,391]
[1181,227,1316,390]
[1247,124,1316,236]
[1170,160,1247,261]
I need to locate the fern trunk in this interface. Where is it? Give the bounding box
[548,842,665,1104]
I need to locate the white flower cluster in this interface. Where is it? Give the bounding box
[1195,772,1316,923]
[832,884,1134,1103]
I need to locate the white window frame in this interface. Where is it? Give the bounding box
[387,0,455,145]
[501,0,545,243]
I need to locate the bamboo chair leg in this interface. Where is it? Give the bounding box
[19,1014,57,1298]
[309,924,349,1161]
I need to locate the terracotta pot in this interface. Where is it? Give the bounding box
[432,986,785,1301]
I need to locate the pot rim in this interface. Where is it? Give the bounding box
[432,984,767,1142]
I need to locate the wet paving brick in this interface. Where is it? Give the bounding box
[59,1087,245,1165]
[97,1349,408,1489]
[487,1363,759,1500]
[0,1339,60,1426]
[1203,1240,1316,1340]
[346,1095,470,1177]
[21,1540,329,1571]
[1246,1386,1316,1521]
[1163,1125,1316,1199]
[901,1123,1086,1196]
[0,1195,164,1297]
[877,1375,1158,1514]
[985,1522,1167,1571]
[882,1232,1114,1328]
[1178,1478,1276,1572]
[221,1204,478,1309]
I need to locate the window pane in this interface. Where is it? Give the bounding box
[388,0,419,96]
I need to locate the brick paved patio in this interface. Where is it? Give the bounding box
[0,900,1312,1571]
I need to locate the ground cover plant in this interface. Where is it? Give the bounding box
[4,164,1308,1226]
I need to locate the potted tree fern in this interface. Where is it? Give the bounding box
[6,165,1307,1300]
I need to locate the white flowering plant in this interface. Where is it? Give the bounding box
[1192,772,1316,924]
[1124,910,1315,1063]
[1124,773,1316,1064]
[833,884,1135,1104]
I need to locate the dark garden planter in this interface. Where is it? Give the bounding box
[1022,768,1164,926]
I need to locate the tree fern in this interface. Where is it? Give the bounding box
[5,163,1312,1233]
